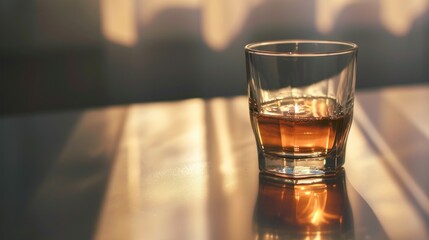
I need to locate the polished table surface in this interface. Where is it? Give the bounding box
[1,84,428,240]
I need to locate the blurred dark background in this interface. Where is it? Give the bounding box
[1,0,428,115]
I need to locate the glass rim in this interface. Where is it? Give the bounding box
[245,39,358,57]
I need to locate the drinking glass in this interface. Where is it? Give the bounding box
[245,40,357,178]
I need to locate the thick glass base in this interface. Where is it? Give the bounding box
[258,150,345,178]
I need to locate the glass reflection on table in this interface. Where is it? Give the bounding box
[254,169,354,239]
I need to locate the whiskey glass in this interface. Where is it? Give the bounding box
[245,40,358,178]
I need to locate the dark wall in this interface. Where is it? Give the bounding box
[1,0,428,114]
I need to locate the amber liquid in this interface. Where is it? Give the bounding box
[251,97,352,157]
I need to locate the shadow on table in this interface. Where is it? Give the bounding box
[0,107,127,240]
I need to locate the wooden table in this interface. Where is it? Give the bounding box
[1,84,428,240]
